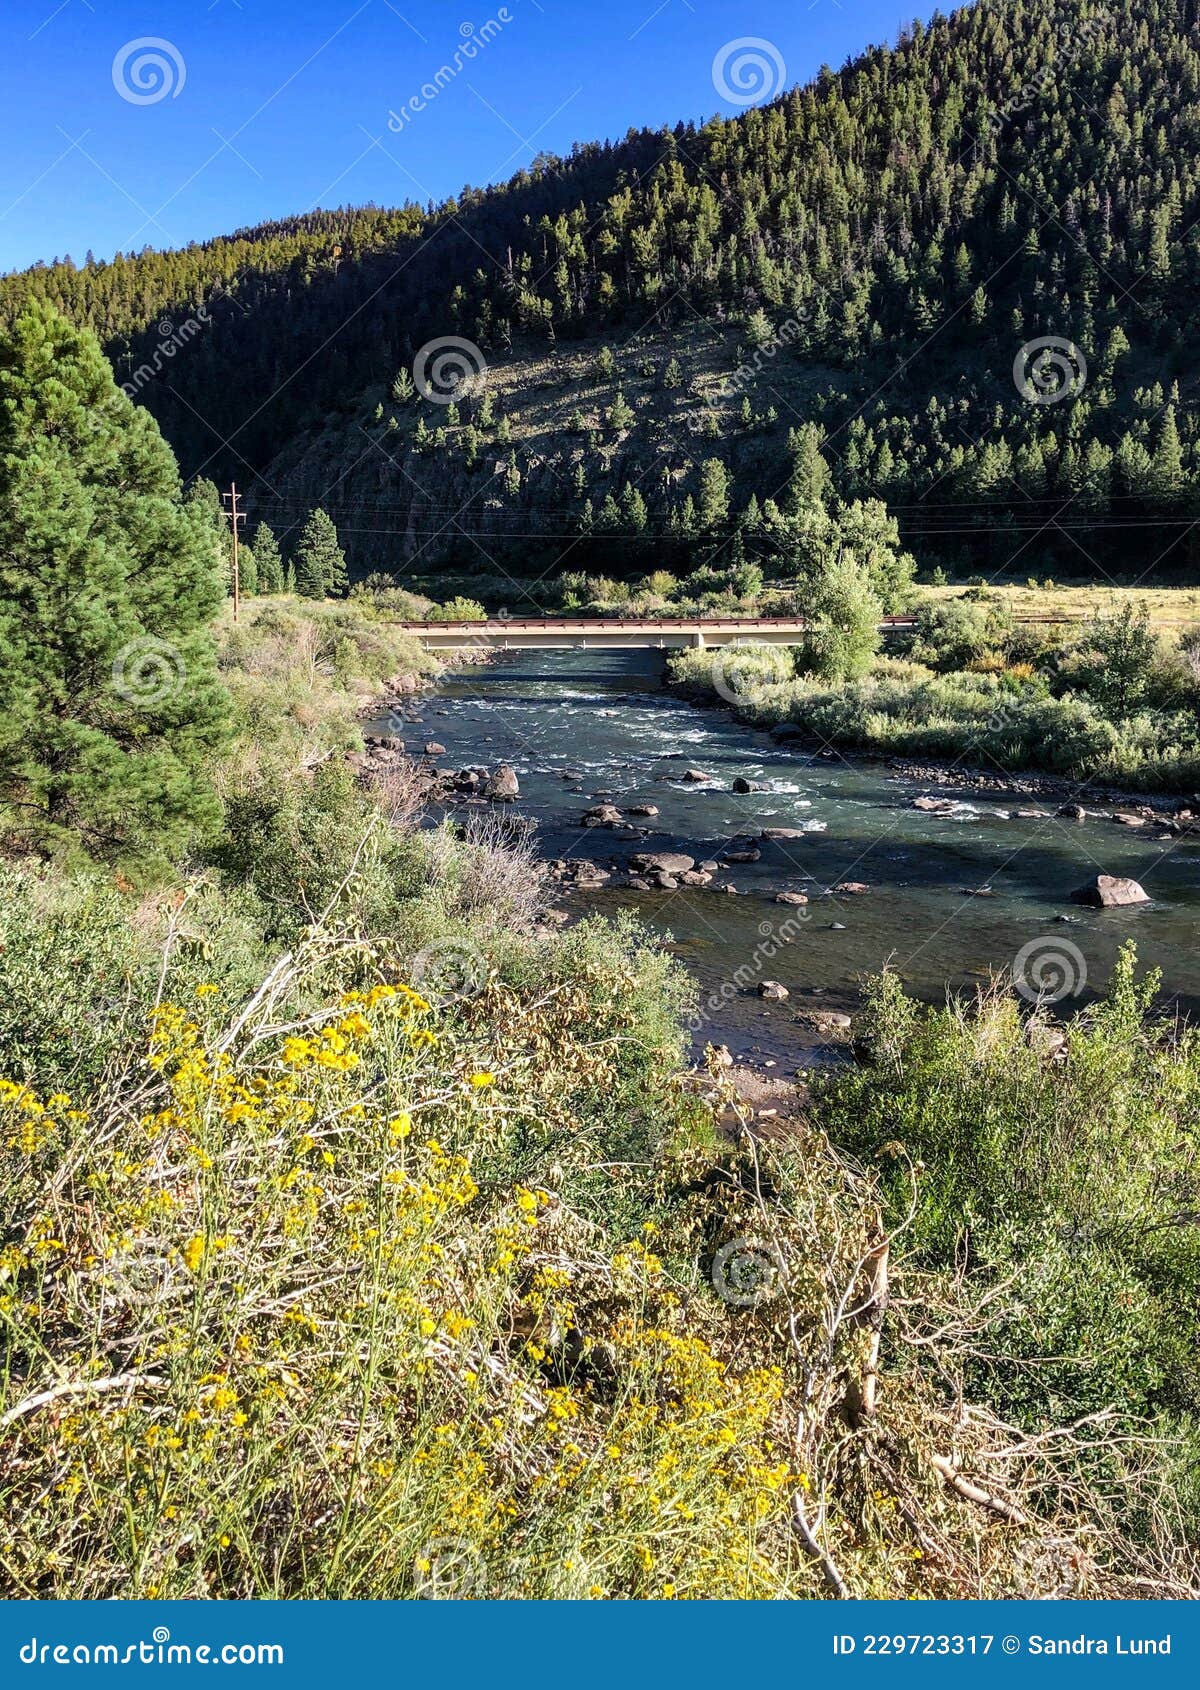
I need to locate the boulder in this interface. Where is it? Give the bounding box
[732,776,764,794]
[757,980,789,1000]
[1015,808,1049,820]
[485,764,520,801]
[803,1010,852,1032]
[582,804,623,827]
[1112,811,1146,828]
[723,848,761,864]
[760,827,807,841]
[775,891,809,905]
[912,795,958,813]
[1071,874,1150,908]
[833,881,870,895]
[679,870,714,887]
[1058,803,1087,821]
[424,741,446,756]
[680,768,710,783]
[554,859,609,887]
[629,851,695,876]
[625,804,659,817]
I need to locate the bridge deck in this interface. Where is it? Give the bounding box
[393,615,917,650]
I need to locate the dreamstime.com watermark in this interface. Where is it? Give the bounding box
[411,935,489,1005]
[123,310,211,401]
[387,13,513,133]
[1012,935,1088,1005]
[711,37,786,107]
[711,1235,789,1308]
[86,311,212,437]
[111,637,187,709]
[18,1627,282,1668]
[1013,334,1087,405]
[722,316,803,400]
[983,9,1109,134]
[412,335,488,404]
[687,912,809,1034]
[112,38,186,105]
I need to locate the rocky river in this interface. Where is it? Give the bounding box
[367,649,1200,1075]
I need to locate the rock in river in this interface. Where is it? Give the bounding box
[629,851,695,876]
[1071,873,1150,908]
[486,764,520,801]
[757,980,789,1000]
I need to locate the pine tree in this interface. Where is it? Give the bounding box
[185,477,231,592]
[0,303,230,857]
[293,508,347,598]
[698,459,730,529]
[786,423,831,511]
[620,484,648,533]
[1151,406,1184,497]
[237,542,258,597]
[608,390,635,430]
[253,522,285,593]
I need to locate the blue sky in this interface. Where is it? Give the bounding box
[1,0,934,273]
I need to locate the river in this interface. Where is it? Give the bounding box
[370,650,1200,1075]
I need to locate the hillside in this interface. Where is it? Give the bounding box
[4,0,1200,583]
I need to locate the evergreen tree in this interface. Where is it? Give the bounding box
[786,424,831,511]
[237,541,258,597]
[0,303,229,857]
[608,390,635,430]
[292,508,347,599]
[253,522,285,593]
[698,459,730,529]
[185,477,231,592]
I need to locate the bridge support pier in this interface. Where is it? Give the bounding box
[691,631,706,649]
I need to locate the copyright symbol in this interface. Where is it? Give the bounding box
[1002,1636,1021,1655]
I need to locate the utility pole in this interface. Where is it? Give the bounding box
[222,483,246,623]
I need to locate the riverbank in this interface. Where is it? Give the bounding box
[669,630,1200,795]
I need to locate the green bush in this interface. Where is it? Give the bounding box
[817,949,1200,1454]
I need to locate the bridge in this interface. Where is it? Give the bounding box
[393,615,918,651]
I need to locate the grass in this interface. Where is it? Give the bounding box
[670,603,1200,791]
[916,580,1200,630]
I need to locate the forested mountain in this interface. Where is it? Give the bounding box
[5,0,1200,582]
